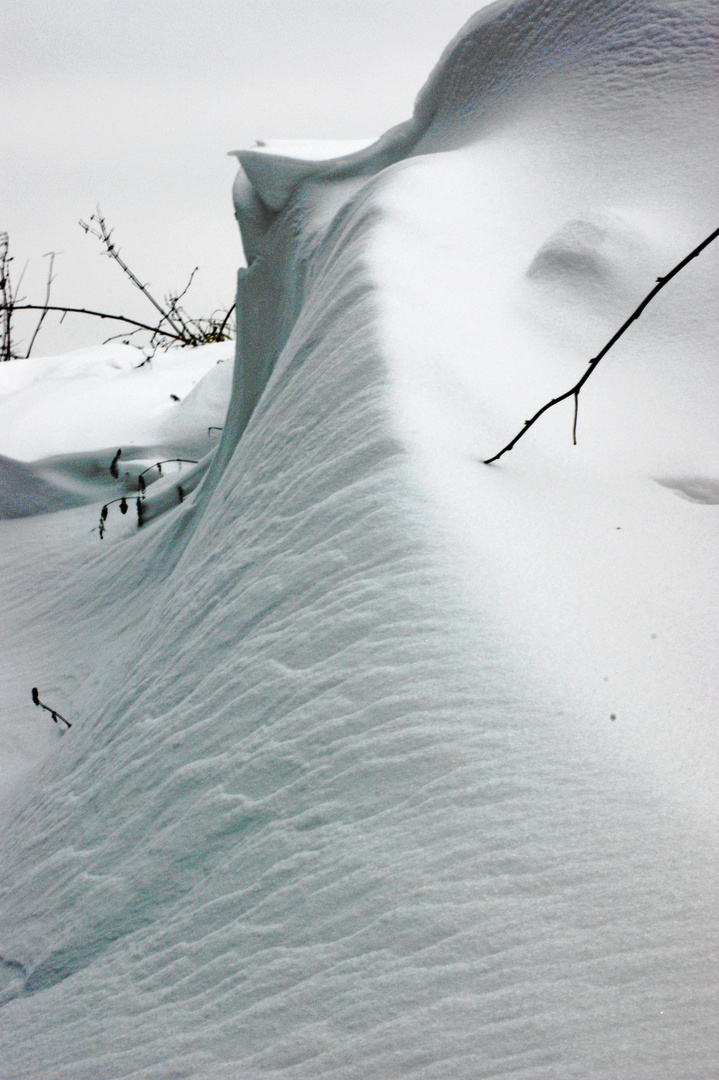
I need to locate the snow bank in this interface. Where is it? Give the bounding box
[0,2,717,1078]
[0,342,232,463]
[0,341,233,523]
[0,454,90,518]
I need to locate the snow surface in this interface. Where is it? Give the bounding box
[0,1,718,1077]
[249,140,378,162]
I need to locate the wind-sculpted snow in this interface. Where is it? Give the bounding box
[0,454,90,518]
[0,1,718,1077]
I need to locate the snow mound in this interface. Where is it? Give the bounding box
[0,2,718,1078]
[0,454,89,518]
[0,341,232,462]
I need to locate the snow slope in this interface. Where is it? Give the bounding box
[0,1,717,1077]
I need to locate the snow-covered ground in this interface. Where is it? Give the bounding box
[0,340,234,788]
[0,1,717,1076]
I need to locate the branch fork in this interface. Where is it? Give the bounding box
[483,225,719,464]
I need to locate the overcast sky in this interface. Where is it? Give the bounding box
[2,0,488,355]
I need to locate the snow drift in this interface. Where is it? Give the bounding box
[0,1,717,1077]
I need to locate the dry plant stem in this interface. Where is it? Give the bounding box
[137,458,198,480]
[78,212,232,345]
[483,224,719,465]
[12,304,187,342]
[3,216,233,353]
[173,267,198,305]
[216,304,236,338]
[31,687,71,729]
[25,252,56,358]
[80,210,186,339]
[0,233,16,361]
[166,267,200,339]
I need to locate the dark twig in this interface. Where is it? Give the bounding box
[97,495,132,538]
[483,225,719,465]
[137,457,198,480]
[0,233,17,361]
[171,266,199,307]
[572,392,579,446]
[216,303,235,339]
[165,267,200,338]
[3,217,233,354]
[134,347,156,367]
[25,252,57,358]
[97,459,199,538]
[78,212,232,345]
[31,687,72,729]
[12,304,187,342]
[80,209,186,339]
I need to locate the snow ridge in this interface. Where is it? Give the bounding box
[0,1,718,1077]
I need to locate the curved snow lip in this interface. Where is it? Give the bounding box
[0,956,26,1007]
[0,454,91,519]
[655,476,719,504]
[229,0,520,217]
[230,120,421,212]
[247,138,379,161]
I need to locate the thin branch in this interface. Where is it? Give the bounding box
[25,251,57,357]
[97,459,199,537]
[80,209,186,339]
[0,233,16,361]
[164,299,196,340]
[216,303,236,338]
[170,266,199,307]
[4,218,232,356]
[103,326,144,345]
[483,224,719,465]
[138,457,198,480]
[163,268,202,339]
[31,687,72,729]
[572,391,579,446]
[14,259,30,298]
[10,304,187,342]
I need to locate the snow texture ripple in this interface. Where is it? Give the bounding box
[0,1,717,1077]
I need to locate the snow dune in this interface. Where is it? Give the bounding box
[0,1,717,1077]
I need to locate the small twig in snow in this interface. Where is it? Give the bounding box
[31,687,72,729]
[483,224,719,465]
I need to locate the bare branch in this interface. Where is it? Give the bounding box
[216,303,236,339]
[483,224,719,465]
[31,687,72,728]
[170,266,199,307]
[137,457,198,480]
[11,303,187,341]
[80,208,187,339]
[25,251,58,357]
[3,216,234,355]
[14,259,30,299]
[0,233,17,361]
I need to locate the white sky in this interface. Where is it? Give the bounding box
[2,0,487,355]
